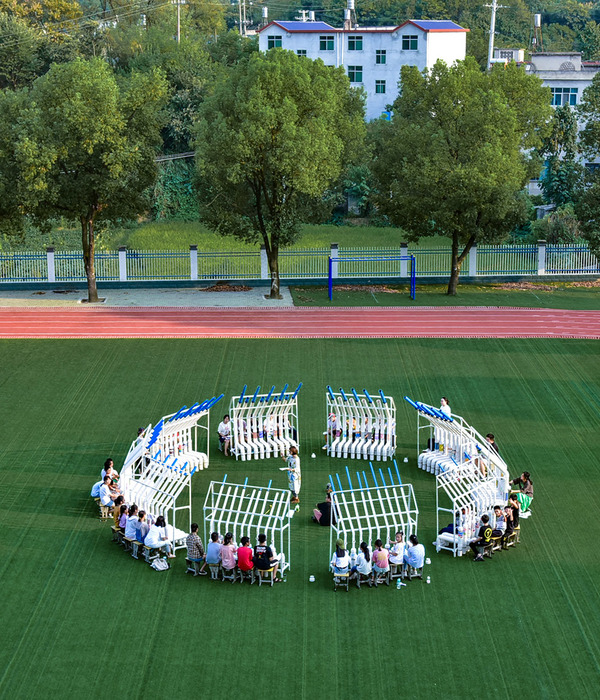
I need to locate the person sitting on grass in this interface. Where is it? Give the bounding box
[206,532,222,568]
[124,504,139,539]
[330,539,350,575]
[145,515,175,558]
[491,505,506,538]
[253,533,281,582]
[313,494,334,526]
[469,514,493,562]
[403,534,425,575]
[511,472,533,516]
[349,542,371,582]
[186,523,207,576]
[371,539,390,585]
[237,536,254,577]
[220,532,238,573]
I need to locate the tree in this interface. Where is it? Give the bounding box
[371,58,552,295]
[194,49,365,298]
[538,104,583,207]
[1,58,167,301]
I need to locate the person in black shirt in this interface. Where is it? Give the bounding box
[253,533,280,581]
[469,514,493,562]
[312,494,335,526]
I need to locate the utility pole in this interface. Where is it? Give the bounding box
[172,0,186,43]
[485,0,506,70]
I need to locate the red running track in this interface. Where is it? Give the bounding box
[0,306,599,339]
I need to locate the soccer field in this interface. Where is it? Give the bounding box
[1,338,599,699]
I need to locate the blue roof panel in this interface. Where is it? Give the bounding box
[408,20,467,31]
[273,21,335,32]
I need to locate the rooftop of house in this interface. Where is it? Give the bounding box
[258,19,468,34]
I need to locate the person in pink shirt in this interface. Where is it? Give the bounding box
[220,532,238,571]
[371,539,389,586]
[237,536,254,573]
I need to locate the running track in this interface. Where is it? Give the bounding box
[0,306,599,339]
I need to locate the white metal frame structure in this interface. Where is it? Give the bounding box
[404,396,510,557]
[120,395,222,550]
[325,386,396,461]
[434,462,500,557]
[203,476,292,575]
[328,464,418,563]
[229,383,301,461]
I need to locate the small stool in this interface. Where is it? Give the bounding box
[123,537,134,553]
[255,567,275,587]
[222,567,236,583]
[491,536,503,553]
[356,572,371,589]
[143,546,160,564]
[99,505,112,520]
[405,566,423,581]
[110,526,120,542]
[238,568,255,584]
[208,564,221,580]
[390,562,403,581]
[333,571,350,592]
[131,540,143,559]
[504,526,520,548]
[372,568,391,587]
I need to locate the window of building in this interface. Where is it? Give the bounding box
[320,35,334,51]
[499,50,514,60]
[296,49,307,57]
[348,65,363,83]
[376,49,386,64]
[348,36,363,50]
[551,87,578,106]
[375,80,386,94]
[402,35,418,51]
[268,35,282,49]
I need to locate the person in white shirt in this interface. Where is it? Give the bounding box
[124,505,139,540]
[330,539,350,574]
[440,397,452,418]
[90,480,103,498]
[349,542,372,580]
[281,447,301,504]
[403,534,425,572]
[99,476,114,507]
[217,415,231,456]
[389,531,406,567]
[145,515,175,557]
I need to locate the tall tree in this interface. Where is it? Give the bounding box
[538,104,583,207]
[194,49,365,298]
[0,58,167,301]
[372,58,552,294]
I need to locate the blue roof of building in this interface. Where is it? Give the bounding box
[269,21,335,32]
[404,20,467,32]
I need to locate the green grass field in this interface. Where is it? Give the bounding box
[292,282,600,309]
[1,338,599,699]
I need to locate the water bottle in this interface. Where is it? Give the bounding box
[396,578,402,590]
[350,547,357,566]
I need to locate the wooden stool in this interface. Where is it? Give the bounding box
[222,567,236,583]
[238,568,255,584]
[333,571,350,592]
[99,505,113,520]
[131,540,143,559]
[355,572,371,589]
[123,537,134,553]
[208,564,221,580]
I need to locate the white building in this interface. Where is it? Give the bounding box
[257,19,468,120]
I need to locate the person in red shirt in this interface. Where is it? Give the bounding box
[237,536,254,573]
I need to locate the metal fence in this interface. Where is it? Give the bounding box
[546,245,600,274]
[1,242,599,284]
